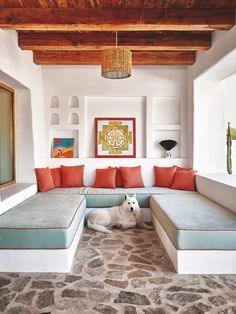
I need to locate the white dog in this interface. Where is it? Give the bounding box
[87,194,153,234]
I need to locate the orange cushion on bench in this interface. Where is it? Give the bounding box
[119,166,144,188]
[109,167,124,187]
[154,166,177,188]
[171,170,196,191]
[35,168,54,192]
[50,167,61,188]
[61,165,84,187]
[93,168,117,189]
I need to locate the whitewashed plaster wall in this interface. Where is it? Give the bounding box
[0,30,45,182]
[224,73,236,174]
[187,25,236,172]
[42,65,188,166]
[224,73,236,126]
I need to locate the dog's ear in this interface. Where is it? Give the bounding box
[133,193,136,198]
[125,194,129,200]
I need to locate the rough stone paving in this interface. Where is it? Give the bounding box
[0,227,236,313]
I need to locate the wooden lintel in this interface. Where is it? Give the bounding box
[33,50,196,65]
[18,31,212,51]
[0,8,234,31]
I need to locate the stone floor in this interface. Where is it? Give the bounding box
[0,227,236,314]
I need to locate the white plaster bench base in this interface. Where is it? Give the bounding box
[152,213,236,274]
[0,216,84,273]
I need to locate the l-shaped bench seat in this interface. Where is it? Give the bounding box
[151,193,236,274]
[0,193,86,272]
[0,181,236,274]
[46,186,194,208]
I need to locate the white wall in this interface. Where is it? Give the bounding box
[42,65,188,166]
[193,80,226,172]
[224,73,236,174]
[187,26,236,172]
[0,30,45,182]
[224,73,236,126]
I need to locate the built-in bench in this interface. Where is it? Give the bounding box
[46,186,193,208]
[0,174,236,274]
[151,193,236,274]
[46,187,194,222]
[0,193,86,272]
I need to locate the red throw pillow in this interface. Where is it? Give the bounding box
[119,166,144,188]
[50,167,61,188]
[93,168,117,189]
[176,166,193,171]
[35,168,54,192]
[61,165,84,187]
[171,170,196,191]
[109,167,124,187]
[154,166,177,188]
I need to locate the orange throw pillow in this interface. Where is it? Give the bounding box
[50,167,61,188]
[93,168,117,189]
[171,170,196,191]
[61,165,84,187]
[154,166,177,188]
[109,167,124,187]
[176,166,193,171]
[35,168,54,192]
[119,166,144,188]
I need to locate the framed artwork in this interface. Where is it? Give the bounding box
[52,138,74,158]
[95,117,136,158]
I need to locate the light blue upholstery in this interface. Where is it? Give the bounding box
[0,194,86,249]
[46,187,194,208]
[150,194,236,250]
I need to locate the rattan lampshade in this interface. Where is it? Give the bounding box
[101,48,132,79]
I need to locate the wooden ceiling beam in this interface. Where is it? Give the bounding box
[18,31,211,51]
[0,8,234,31]
[33,50,196,65]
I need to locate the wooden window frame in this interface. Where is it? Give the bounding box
[0,82,15,189]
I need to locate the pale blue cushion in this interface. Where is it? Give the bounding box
[150,194,236,250]
[46,187,194,208]
[0,194,86,249]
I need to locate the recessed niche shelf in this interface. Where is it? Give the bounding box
[50,96,59,108]
[69,96,79,108]
[69,112,79,125]
[50,113,59,125]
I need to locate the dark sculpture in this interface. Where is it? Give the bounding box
[159,140,178,158]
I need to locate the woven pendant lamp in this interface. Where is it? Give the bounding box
[101,32,132,79]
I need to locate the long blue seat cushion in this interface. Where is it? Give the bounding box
[150,194,236,250]
[0,194,86,249]
[46,187,194,208]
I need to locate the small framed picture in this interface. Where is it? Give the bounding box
[95,117,136,158]
[52,138,74,158]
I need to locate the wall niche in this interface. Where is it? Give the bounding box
[69,112,79,125]
[69,96,79,108]
[50,113,59,125]
[50,96,59,108]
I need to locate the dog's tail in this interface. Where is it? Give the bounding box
[87,219,112,234]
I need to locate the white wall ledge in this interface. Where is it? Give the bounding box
[196,174,236,214]
[0,183,37,215]
[197,173,236,187]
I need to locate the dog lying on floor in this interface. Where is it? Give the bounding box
[87,194,153,234]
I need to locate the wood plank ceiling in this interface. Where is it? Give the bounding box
[0,1,235,66]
